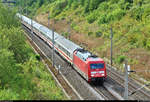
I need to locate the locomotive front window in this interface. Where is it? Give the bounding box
[90,63,104,69]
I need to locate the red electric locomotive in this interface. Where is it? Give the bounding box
[73,49,106,83]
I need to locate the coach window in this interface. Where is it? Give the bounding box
[66,51,69,56]
[60,46,62,50]
[76,52,80,58]
[48,38,51,41]
[62,47,65,53]
[77,52,82,60]
[67,51,70,57]
[59,45,61,49]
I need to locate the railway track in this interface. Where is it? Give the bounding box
[90,80,124,100]
[23,25,80,100]
[106,64,150,100]
[22,24,106,100]
[93,85,119,100]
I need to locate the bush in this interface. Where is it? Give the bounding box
[84,0,90,13]
[88,32,93,36]
[130,6,144,21]
[127,34,137,45]
[86,14,97,24]
[71,22,76,29]
[146,38,150,50]
[95,31,103,37]
[89,0,104,11]
[0,49,16,87]
[115,55,126,64]
[106,8,126,22]
[51,1,67,17]
[98,2,108,11]
[80,0,84,6]
[120,48,129,53]
[142,5,150,21]
[98,13,107,24]
[98,7,125,24]
[72,1,79,10]
[110,0,119,4]
[0,89,19,100]
[62,32,69,38]
[126,0,133,3]
[35,54,40,61]
[68,0,73,8]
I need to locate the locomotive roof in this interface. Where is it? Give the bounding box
[88,57,104,62]
[75,49,103,61]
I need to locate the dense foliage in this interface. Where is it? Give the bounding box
[15,0,150,50]
[15,0,55,16]
[0,4,66,100]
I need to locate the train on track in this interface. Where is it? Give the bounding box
[17,13,107,83]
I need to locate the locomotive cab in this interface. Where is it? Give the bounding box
[87,58,106,83]
[73,48,106,83]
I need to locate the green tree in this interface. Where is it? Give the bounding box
[89,0,105,11]
[0,49,16,87]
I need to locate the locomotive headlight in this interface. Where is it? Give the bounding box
[99,71,104,73]
[91,72,97,74]
[101,74,104,76]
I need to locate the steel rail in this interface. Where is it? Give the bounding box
[106,64,150,100]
